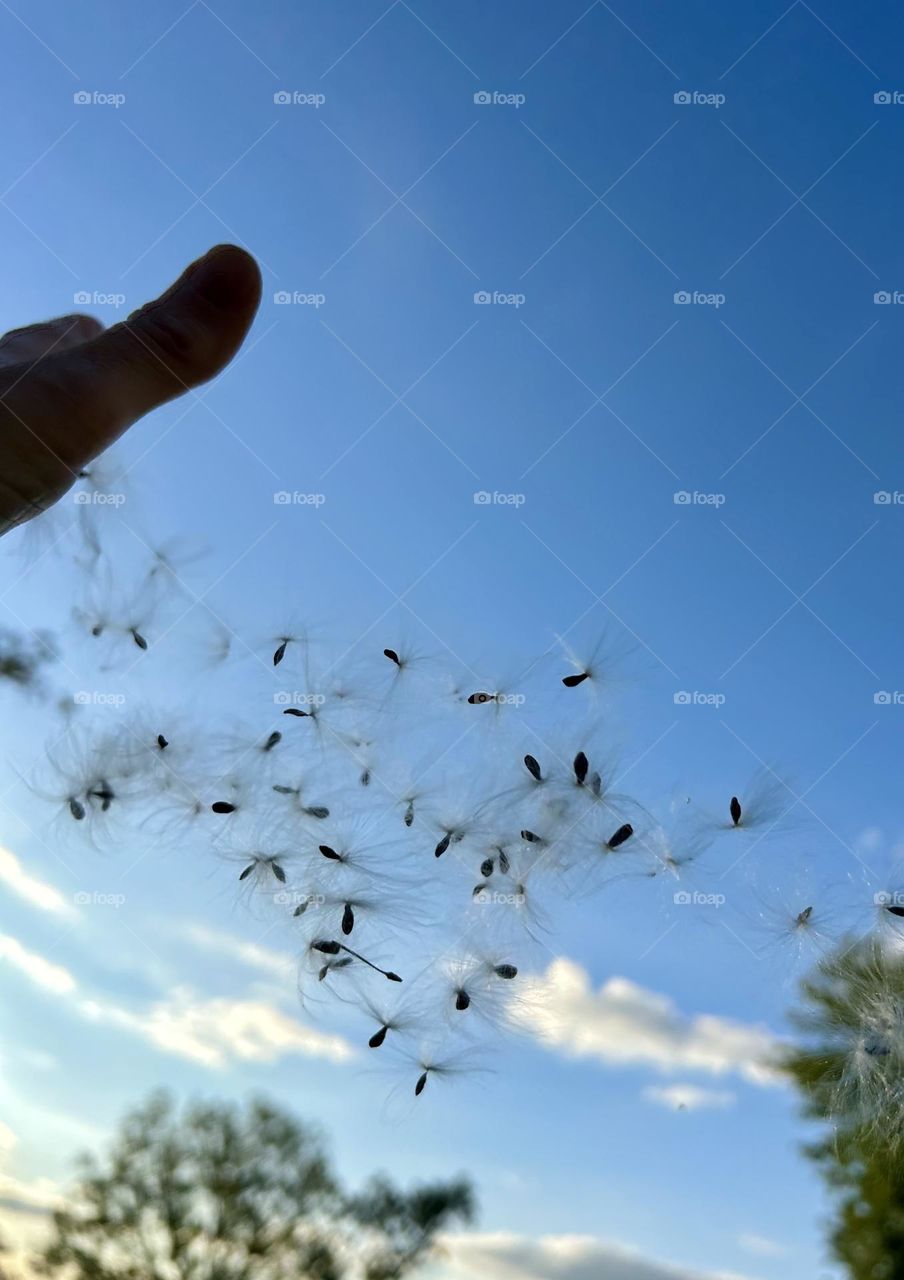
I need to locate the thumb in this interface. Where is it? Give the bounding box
[68,244,262,444]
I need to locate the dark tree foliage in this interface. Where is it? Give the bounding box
[37,1092,473,1280]
[783,937,904,1279]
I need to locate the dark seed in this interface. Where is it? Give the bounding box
[435,834,451,858]
[305,805,330,820]
[562,672,589,687]
[319,844,341,861]
[263,731,281,752]
[404,801,414,828]
[887,905,904,919]
[524,754,542,781]
[68,797,86,821]
[273,785,294,795]
[494,964,518,980]
[521,829,540,843]
[796,906,813,925]
[360,769,370,786]
[283,708,310,717]
[573,751,589,784]
[91,624,104,637]
[590,772,602,797]
[313,940,341,955]
[384,648,400,666]
[293,902,308,917]
[467,691,495,704]
[132,629,148,650]
[607,823,634,850]
[342,903,354,935]
[386,971,402,983]
[212,801,236,814]
[499,850,510,874]
[239,864,254,881]
[273,640,288,666]
[415,1071,428,1096]
[730,796,742,826]
[272,862,286,883]
[157,734,168,750]
[455,989,471,1011]
[369,1025,388,1048]
[318,966,329,981]
[480,857,494,878]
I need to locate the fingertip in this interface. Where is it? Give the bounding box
[191,244,262,314]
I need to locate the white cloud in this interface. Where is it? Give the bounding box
[78,987,355,1068]
[515,959,780,1086]
[0,847,73,918]
[0,926,352,1071]
[738,1234,787,1258]
[177,923,292,979]
[438,1232,752,1280]
[0,934,76,995]
[643,1083,736,1112]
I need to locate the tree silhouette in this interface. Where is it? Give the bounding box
[784,936,904,1278]
[37,1091,473,1280]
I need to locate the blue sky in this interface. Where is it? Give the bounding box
[2,2,904,1277]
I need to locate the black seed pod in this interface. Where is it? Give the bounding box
[730,796,742,826]
[494,964,518,980]
[273,640,288,666]
[342,903,354,935]
[369,1025,388,1048]
[435,833,451,858]
[212,801,236,814]
[480,857,495,879]
[455,989,471,1011]
[562,671,589,687]
[606,823,634,850]
[384,648,400,666]
[524,754,542,781]
[573,751,589,784]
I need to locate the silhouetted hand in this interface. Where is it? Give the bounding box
[0,244,261,535]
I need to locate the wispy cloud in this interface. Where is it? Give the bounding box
[0,847,73,917]
[176,922,293,979]
[1,929,354,1070]
[643,1083,736,1112]
[738,1233,787,1258]
[0,934,76,995]
[77,988,355,1068]
[439,1232,753,1280]
[516,958,780,1086]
